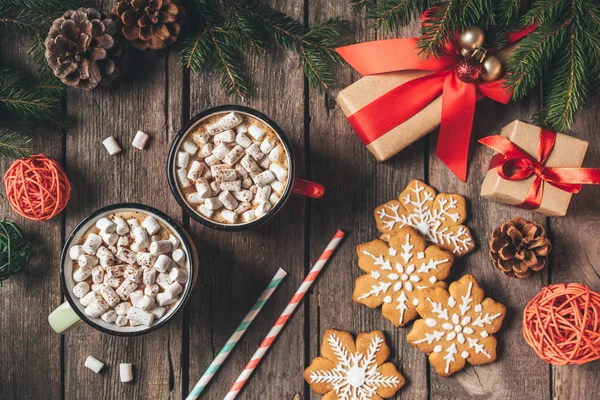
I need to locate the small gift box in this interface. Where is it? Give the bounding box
[479,120,596,217]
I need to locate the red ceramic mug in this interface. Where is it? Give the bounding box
[167,105,324,231]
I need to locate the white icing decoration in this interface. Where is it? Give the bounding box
[461,351,469,359]
[309,333,401,400]
[448,297,456,307]
[433,345,443,353]
[425,318,437,327]
[480,331,489,338]
[371,271,381,279]
[383,296,392,304]
[376,180,473,255]
[412,298,419,306]
[429,276,437,284]
[474,304,482,313]
[388,248,397,256]
[417,252,425,259]
[444,343,457,374]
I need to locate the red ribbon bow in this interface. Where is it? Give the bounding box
[479,128,600,210]
[336,26,535,182]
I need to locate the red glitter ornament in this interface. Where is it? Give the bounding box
[455,57,483,83]
[3,154,71,222]
[523,283,600,365]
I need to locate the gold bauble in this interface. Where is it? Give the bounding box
[480,55,503,81]
[460,48,472,58]
[459,26,485,51]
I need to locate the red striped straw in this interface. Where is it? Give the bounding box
[224,230,345,400]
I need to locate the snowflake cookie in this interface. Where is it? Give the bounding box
[354,226,454,327]
[374,179,475,257]
[304,329,405,400]
[407,274,506,376]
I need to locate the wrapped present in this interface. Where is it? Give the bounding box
[479,120,600,216]
[336,26,535,182]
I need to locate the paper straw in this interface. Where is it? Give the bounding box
[186,268,287,400]
[224,230,345,400]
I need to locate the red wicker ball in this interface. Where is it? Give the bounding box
[523,283,600,365]
[3,154,71,222]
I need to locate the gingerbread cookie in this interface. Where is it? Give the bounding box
[354,226,454,327]
[374,179,475,257]
[407,274,506,376]
[304,329,405,400]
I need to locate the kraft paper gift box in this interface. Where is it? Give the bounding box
[480,120,589,217]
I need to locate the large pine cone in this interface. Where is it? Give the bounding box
[111,0,185,50]
[489,217,552,278]
[45,8,127,90]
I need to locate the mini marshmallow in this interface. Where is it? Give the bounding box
[240,155,261,175]
[182,140,198,155]
[212,143,230,161]
[85,299,110,318]
[233,189,253,203]
[165,282,183,298]
[96,246,114,267]
[257,157,269,170]
[169,267,188,283]
[187,192,204,204]
[114,301,132,316]
[172,248,186,266]
[176,168,191,188]
[127,307,154,327]
[214,169,236,182]
[269,163,288,181]
[211,163,231,175]
[204,169,213,181]
[200,143,214,157]
[253,170,276,187]
[205,197,223,211]
[92,266,105,284]
[132,130,150,150]
[137,295,155,311]
[197,205,214,218]
[151,307,166,319]
[176,151,190,168]
[220,180,241,192]
[235,132,253,148]
[91,283,104,292]
[168,234,180,249]
[78,255,98,269]
[100,230,118,246]
[124,265,143,283]
[142,216,161,235]
[218,191,238,211]
[223,145,245,166]
[103,136,121,156]
[150,240,172,255]
[120,363,134,383]
[193,131,210,145]
[153,254,172,273]
[144,283,159,297]
[255,201,273,218]
[82,233,102,255]
[84,356,104,373]
[241,210,255,222]
[80,291,102,307]
[248,125,265,141]
[115,316,128,326]
[156,292,178,307]
[156,272,174,289]
[101,310,117,323]
[214,130,235,143]
[255,185,272,204]
[69,245,85,260]
[269,147,282,162]
[112,218,128,235]
[219,210,238,224]
[104,277,122,289]
[270,180,285,193]
[100,285,121,308]
[96,217,116,233]
[136,252,156,267]
[235,163,249,178]
[260,138,275,154]
[269,192,280,205]
[209,181,220,195]
[105,265,127,279]
[134,226,150,247]
[218,112,243,129]
[142,267,157,285]
[187,161,207,181]
[241,178,253,189]
[116,247,137,265]
[127,218,140,230]
[204,154,219,167]
[116,279,138,300]
[245,143,264,161]
[235,202,252,214]
[73,282,90,298]
[130,291,143,307]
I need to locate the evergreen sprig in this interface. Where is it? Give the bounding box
[181,0,350,99]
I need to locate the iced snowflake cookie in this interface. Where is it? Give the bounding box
[304,329,405,400]
[407,274,506,376]
[374,179,475,257]
[354,227,454,327]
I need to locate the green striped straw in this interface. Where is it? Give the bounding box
[186,268,287,399]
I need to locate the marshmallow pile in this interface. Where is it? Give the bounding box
[175,111,289,224]
[69,213,188,328]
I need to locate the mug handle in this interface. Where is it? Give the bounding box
[292,178,325,199]
[48,301,82,334]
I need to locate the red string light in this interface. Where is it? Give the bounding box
[3,154,71,222]
[523,283,600,365]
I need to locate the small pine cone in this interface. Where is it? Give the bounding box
[489,217,552,278]
[45,8,127,90]
[111,0,185,50]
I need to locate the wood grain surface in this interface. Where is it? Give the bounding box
[1,1,599,399]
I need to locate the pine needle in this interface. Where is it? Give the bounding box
[0,127,31,158]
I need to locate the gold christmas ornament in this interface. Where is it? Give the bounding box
[458,25,485,51]
[481,55,503,81]
[460,48,472,58]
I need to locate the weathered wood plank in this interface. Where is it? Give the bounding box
[428,97,551,399]
[550,97,600,400]
[307,5,428,398]
[184,1,307,398]
[62,3,184,395]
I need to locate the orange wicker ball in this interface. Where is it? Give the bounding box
[3,154,71,222]
[523,283,600,365]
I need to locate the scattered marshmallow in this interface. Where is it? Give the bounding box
[120,363,133,383]
[132,130,150,150]
[103,136,121,156]
[84,356,104,373]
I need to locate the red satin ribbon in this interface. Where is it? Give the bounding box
[479,128,600,210]
[336,27,534,182]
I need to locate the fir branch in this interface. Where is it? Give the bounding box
[418,0,462,58]
[0,127,31,158]
[0,0,74,35]
[209,29,250,99]
[366,0,433,33]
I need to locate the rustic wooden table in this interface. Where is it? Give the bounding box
[2,1,600,399]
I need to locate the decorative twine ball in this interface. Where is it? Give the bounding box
[3,154,71,222]
[0,220,31,287]
[523,283,600,365]
[455,57,483,83]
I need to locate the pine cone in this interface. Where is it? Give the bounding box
[45,8,127,90]
[111,0,185,50]
[489,217,552,278]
